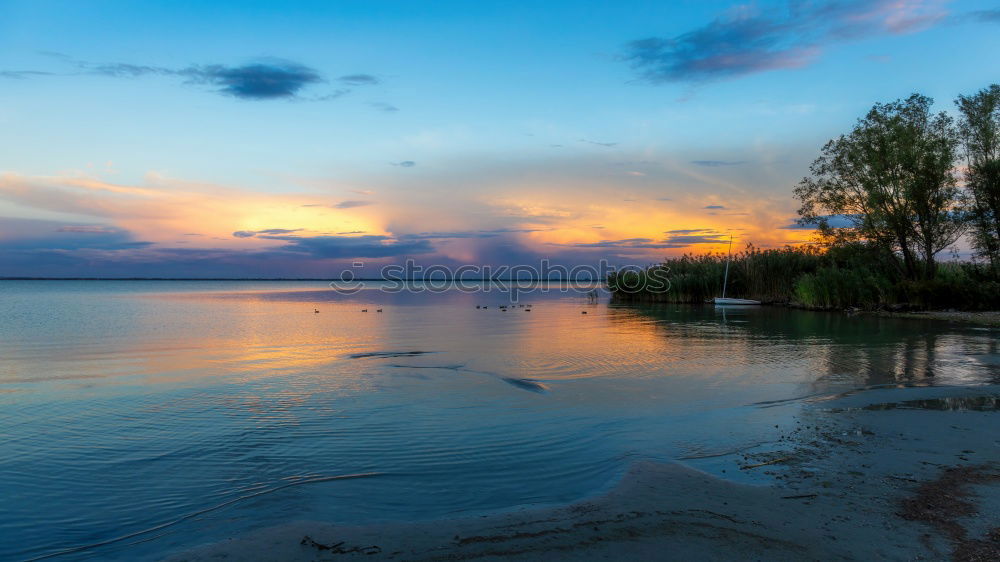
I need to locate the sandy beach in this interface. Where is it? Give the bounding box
[165,384,1000,561]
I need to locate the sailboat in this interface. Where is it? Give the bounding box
[714,234,761,306]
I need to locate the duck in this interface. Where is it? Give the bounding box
[581,311,588,314]
[314,309,320,313]
[376,308,383,313]
[361,309,368,312]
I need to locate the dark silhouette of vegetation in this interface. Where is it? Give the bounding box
[957,85,1000,274]
[794,94,965,281]
[610,85,1000,312]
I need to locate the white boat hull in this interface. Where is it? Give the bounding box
[714,297,761,306]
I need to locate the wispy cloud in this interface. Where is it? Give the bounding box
[391,161,416,168]
[662,233,727,245]
[691,160,746,167]
[624,0,949,83]
[560,231,728,250]
[0,218,151,251]
[369,101,399,112]
[704,205,726,210]
[338,73,380,85]
[232,228,303,238]
[1,55,367,100]
[561,237,677,249]
[0,70,54,79]
[402,228,546,240]
[264,234,433,258]
[964,9,1000,22]
[333,200,374,209]
[579,139,618,147]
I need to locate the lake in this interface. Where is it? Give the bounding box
[1,280,998,560]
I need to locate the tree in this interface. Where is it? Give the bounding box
[956,84,1000,274]
[794,94,964,279]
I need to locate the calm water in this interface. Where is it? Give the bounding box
[2,280,998,560]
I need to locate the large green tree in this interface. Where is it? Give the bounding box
[956,84,1000,273]
[795,94,964,279]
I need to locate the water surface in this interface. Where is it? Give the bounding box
[1,280,998,560]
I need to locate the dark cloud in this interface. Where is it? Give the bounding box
[233,231,257,238]
[333,200,373,209]
[369,101,399,112]
[338,73,380,85]
[180,62,322,99]
[704,205,726,209]
[624,0,947,83]
[392,161,416,168]
[691,160,746,167]
[2,55,363,101]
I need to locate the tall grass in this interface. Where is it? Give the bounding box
[608,243,1000,310]
[793,267,895,310]
[608,244,823,303]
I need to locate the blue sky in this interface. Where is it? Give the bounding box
[1,0,998,277]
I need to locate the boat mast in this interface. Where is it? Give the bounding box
[722,233,732,299]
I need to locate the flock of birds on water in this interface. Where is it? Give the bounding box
[312,304,590,314]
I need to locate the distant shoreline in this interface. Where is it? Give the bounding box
[0,278,604,282]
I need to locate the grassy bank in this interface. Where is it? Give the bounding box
[608,243,1000,311]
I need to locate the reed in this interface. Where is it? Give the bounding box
[609,243,1000,311]
[608,244,823,304]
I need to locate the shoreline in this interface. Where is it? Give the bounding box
[165,384,1000,561]
[873,310,1000,327]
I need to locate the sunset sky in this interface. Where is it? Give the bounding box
[1,0,998,277]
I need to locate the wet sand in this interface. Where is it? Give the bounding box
[165,385,1000,561]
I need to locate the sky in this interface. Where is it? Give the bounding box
[1,0,998,278]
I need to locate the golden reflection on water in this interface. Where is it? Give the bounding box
[3,286,998,398]
[2,283,999,562]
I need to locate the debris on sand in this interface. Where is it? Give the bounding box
[898,465,1000,561]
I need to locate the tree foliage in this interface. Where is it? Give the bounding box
[956,84,1000,273]
[794,94,965,279]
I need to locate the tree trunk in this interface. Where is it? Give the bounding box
[924,241,937,280]
[899,234,918,279]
